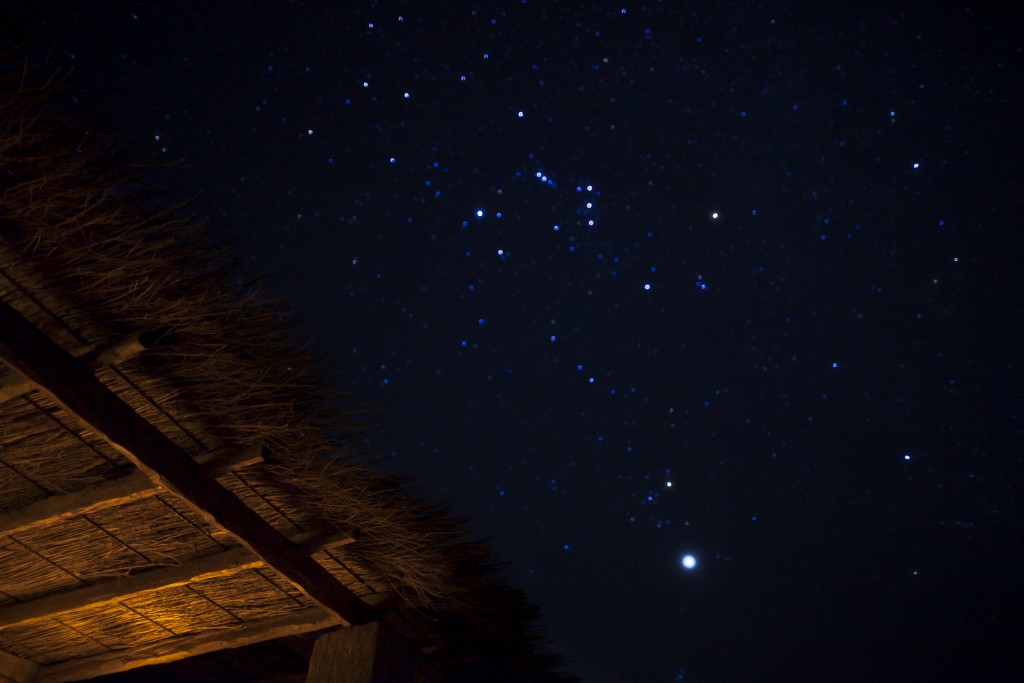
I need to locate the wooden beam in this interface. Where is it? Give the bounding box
[34,608,342,683]
[0,301,371,627]
[0,649,38,683]
[0,376,36,404]
[0,444,265,537]
[0,330,150,405]
[75,331,151,368]
[0,532,354,629]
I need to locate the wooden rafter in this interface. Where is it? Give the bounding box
[33,593,400,683]
[34,607,346,683]
[0,444,265,537]
[0,532,354,630]
[0,301,371,627]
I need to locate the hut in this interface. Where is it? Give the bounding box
[0,67,575,682]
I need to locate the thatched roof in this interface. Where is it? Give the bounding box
[0,65,575,682]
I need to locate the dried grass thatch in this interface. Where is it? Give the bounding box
[0,61,576,680]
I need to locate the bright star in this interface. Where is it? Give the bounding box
[681,554,697,570]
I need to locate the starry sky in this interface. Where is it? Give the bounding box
[4,3,1022,681]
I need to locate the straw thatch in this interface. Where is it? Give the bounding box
[0,61,576,681]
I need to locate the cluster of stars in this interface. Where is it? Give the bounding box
[123,4,1000,678]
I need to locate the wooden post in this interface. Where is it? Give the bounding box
[0,649,38,683]
[306,622,419,683]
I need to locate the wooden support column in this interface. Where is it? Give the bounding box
[0,649,38,683]
[0,300,370,627]
[306,621,419,683]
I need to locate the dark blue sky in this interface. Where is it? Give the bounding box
[5,3,1022,680]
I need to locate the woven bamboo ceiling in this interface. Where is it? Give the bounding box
[0,70,571,682]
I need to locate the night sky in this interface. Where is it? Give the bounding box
[4,3,1022,681]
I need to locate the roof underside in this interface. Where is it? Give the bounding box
[0,69,573,682]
